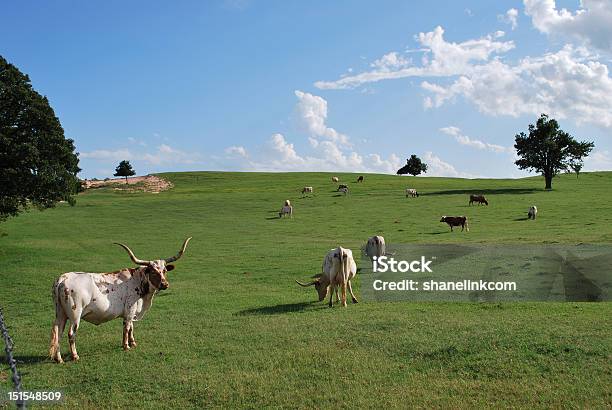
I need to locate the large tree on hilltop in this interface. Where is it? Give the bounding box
[0,55,80,222]
[397,154,428,176]
[514,114,593,190]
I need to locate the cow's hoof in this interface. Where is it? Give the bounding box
[71,354,79,362]
[123,345,131,351]
[352,298,359,304]
[54,356,64,364]
[129,341,138,348]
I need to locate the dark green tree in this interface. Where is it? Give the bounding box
[397,154,428,176]
[114,160,136,184]
[0,55,80,222]
[569,161,583,179]
[514,114,594,190]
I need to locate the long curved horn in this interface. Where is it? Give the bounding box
[114,243,150,266]
[296,280,317,287]
[165,237,192,263]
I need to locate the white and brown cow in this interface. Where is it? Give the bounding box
[49,238,191,363]
[301,186,313,195]
[296,247,358,308]
[365,235,386,260]
[332,176,339,182]
[279,203,293,218]
[406,188,419,198]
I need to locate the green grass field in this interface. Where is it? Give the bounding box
[1,171,611,408]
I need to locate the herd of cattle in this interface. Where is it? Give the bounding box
[48,175,539,363]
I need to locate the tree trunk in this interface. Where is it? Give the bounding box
[125,176,128,184]
[544,174,552,190]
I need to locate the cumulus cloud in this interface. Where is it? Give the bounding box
[225,145,248,158]
[422,45,612,129]
[439,126,514,153]
[422,151,477,178]
[314,26,514,90]
[223,92,404,174]
[499,8,519,30]
[294,90,351,146]
[81,148,133,161]
[524,0,612,53]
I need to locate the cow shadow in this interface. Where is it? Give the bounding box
[238,301,320,316]
[513,216,530,221]
[421,188,540,196]
[3,355,49,366]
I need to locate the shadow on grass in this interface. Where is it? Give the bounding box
[238,301,320,316]
[513,217,530,221]
[421,188,540,196]
[265,216,280,220]
[2,355,49,366]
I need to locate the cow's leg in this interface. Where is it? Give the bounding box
[340,282,348,307]
[128,322,137,348]
[67,317,81,361]
[348,280,358,304]
[328,285,334,308]
[49,310,67,363]
[122,320,131,351]
[335,285,340,303]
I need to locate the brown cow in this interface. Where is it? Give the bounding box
[357,176,364,183]
[440,216,469,232]
[469,194,488,206]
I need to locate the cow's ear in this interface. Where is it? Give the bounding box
[166,264,175,271]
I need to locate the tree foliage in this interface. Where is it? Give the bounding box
[397,154,428,176]
[514,114,594,189]
[0,55,80,222]
[114,160,136,183]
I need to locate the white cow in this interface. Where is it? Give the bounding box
[301,186,313,195]
[406,188,418,198]
[49,238,191,363]
[296,247,358,307]
[332,176,339,182]
[365,235,386,260]
[279,204,293,218]
[528,206,538,220]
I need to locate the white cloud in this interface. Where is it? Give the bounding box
[584,150,612,171]
[439,126,514,154]
[294,90,351,146]
[224,145,248,158]
[499,8,519,30]
[422,151,477,178]
[422,45,612,129]
[524,0,612,52]
[81,144,199,166]
[81,149,133,161]
[314,26,514,90]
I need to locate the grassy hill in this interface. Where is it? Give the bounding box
[0,171,611,408]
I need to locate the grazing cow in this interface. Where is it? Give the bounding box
[440,216,469,232]
[49,238,192,363]
[338,187,349,195]
[301,186,313,195]
[469,194,488,206]
[279,204,293,218]
[528,205,538,220]
[406,188,419,198]
[296,247,358,307]
[284,199,291,207]
[357,176,364,183]
[365,235,386,260]
[332,176,339,182]
[337,184,348,191]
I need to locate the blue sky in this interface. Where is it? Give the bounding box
[2,0,611,178]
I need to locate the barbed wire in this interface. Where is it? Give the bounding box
[0,308,25,409]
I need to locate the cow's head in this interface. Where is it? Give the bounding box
[115,237,192,291]
[440,216,447,222]
[296,274,330,301]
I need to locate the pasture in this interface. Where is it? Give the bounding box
[1,171,611,408]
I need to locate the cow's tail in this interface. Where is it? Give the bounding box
[49,277,64,359]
